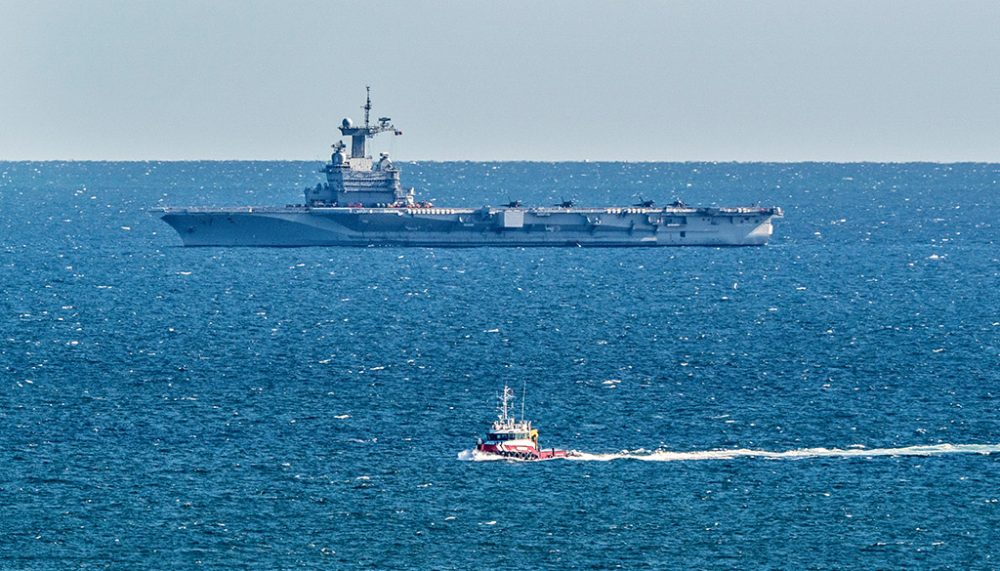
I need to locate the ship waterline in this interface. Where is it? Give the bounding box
[159,204,780,247]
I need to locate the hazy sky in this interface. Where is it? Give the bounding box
[2,1,998,161]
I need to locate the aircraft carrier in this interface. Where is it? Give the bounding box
[158,90,782,247]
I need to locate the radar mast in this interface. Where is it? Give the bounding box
[339,87,402,158]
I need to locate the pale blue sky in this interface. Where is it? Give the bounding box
[1,1,998,161]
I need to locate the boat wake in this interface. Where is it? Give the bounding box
[457,443,1000,463]
[457,449,509,462]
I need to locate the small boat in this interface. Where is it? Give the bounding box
[476,384,574,461]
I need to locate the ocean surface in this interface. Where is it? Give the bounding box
[1,161,998,569]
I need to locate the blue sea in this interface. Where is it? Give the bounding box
[1,161,998,568]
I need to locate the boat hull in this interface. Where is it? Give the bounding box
[159,205,781,247]
[476,447,574,461]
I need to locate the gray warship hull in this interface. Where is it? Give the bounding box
[158,90,783,247]
[159,204,781,247]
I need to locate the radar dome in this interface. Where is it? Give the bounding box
[341,117,353,129]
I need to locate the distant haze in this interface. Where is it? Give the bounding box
[1,1,998,162]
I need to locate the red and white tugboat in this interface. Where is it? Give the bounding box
[476,384,574,461]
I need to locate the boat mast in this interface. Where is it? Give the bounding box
[521,380,526,421]
[338,87,403,159]
[364,85,371,129]
[499,384,515,424]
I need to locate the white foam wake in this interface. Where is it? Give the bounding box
[457,449,508,462]
[457,444,1000,463]
[571,443,1000,462]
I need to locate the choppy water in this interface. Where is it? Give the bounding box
[1,161,998,568]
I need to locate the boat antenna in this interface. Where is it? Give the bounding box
[521,380,526,421]
[364,85,372,128]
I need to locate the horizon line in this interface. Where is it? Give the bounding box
[1,158,998,165]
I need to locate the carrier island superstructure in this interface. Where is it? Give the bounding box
[158,90,782,247]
